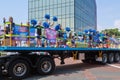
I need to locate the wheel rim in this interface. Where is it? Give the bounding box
[102,54,107,63]
[115,53,120,61]
[13,63,27,77]
[41,61,52,73]
[109,53,114,62]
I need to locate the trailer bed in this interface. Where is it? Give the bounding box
[0,47,119,51]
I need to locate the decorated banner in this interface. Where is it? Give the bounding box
[6,24,36,41]
[13,25,20,35]
[29,27,36,40]
[11,25,20,40]
[19,26,28,32]
[19,25,28,41]
[45,29,57,43]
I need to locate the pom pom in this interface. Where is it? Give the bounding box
[55,24,60,31]
[53,16,58,21]
[89,29,92,32]
[92,30,96,33]
[84,30,88,33]
[43,22,49,28]
[45,14,50,19]
[31,19,37,26]
[65,27,71,32]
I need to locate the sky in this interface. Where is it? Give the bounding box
[0,0,120,31]
[97,0,120,31]
[0,0,28,24]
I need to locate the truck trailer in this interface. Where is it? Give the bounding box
[0,47,120,79]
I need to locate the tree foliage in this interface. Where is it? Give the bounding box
[101,28,120,37]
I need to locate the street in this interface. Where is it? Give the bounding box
[24,58,120,80]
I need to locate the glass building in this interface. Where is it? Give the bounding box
[28,0,97,32]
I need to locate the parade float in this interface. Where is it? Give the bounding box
[0,14,120,79]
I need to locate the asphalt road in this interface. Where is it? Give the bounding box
[1,58,120,80]
[24,58,120,80]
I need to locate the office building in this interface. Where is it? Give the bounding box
[28,0,97,32]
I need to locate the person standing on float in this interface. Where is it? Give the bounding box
[4,17,16,46]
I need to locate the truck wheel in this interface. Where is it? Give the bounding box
[102,53,107,64]
[0,65,2,77]
[108,53,114,63]
[37,57,55,75]
[114,53,120,62]
[8,60,30,80]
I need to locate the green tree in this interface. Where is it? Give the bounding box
[101,28,120,37]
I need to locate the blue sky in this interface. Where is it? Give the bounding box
[0,0,120,31]
[0,0,28,24]
[97,0,120,30]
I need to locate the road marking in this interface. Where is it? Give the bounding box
[107,64,120,69]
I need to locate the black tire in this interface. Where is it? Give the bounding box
[102,53,107,64]
[114,53,120,62]
[8,60,30,80]
[0,65,2,77]
[0,67,4,80]
[37,57,55,75]
[108,53,114,63]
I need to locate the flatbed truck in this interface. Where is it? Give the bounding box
[0,47,120,79]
